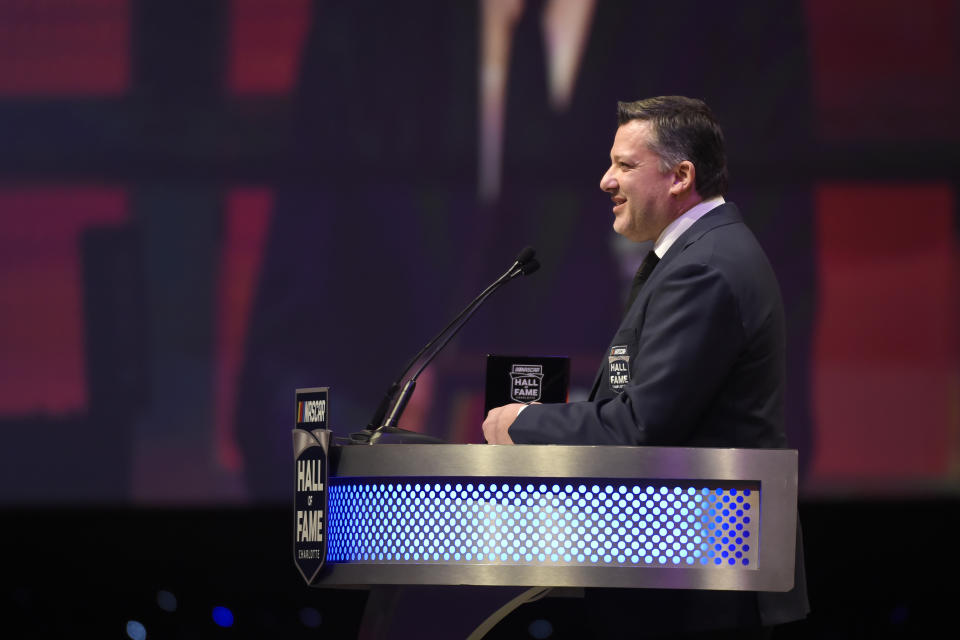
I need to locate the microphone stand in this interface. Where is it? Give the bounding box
[348,251,539,445]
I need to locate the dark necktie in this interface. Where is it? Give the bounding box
[625,250,660,311]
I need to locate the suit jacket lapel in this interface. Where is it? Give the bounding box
[587,203,744,401]
[624,203,743,314]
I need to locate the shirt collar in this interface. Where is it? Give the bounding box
[653,196,725,258]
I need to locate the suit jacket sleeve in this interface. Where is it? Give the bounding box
[509,261,745,445]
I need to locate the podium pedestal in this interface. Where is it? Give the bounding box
[358,585,551,640]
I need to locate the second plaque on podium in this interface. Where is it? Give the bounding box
[484,354,570,417]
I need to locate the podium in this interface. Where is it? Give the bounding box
[311,444,798,638]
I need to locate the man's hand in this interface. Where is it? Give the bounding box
[482,403,526,444]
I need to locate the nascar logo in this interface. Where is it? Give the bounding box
[297,400,327,423]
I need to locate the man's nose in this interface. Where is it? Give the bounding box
[600,168,617,192]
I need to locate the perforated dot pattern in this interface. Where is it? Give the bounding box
[326,481,757,568]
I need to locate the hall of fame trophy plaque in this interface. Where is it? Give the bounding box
[484,355,570,417]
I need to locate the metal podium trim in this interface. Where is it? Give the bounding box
[316,444,797,592]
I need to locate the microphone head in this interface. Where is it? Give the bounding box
[520,258,540,276]
[514,246,536,265]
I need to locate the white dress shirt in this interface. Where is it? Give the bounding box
[653,196,725,258]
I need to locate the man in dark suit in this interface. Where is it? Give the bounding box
[483,96,808,636]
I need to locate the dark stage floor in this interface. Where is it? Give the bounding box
[4,500,956,638]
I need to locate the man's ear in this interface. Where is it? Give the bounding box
[669,160,695,196]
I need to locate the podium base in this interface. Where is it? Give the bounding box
[358,585,557,640]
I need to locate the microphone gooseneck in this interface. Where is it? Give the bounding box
[364,246,538,432]
[366,247,540,441]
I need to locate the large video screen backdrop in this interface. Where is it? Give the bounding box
[0,0,957,504]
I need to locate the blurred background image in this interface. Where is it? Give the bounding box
[1,1,958,637]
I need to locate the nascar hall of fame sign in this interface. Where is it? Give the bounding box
[509,363,544,403]
[484,355,570,417]
[608,345,630,393]
[293,387,330,585]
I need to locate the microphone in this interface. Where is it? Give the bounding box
[354,247,539,444]
[517,258,540,277]
[513,246,536,268]
[363,246,538,431]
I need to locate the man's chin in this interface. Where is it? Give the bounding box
[612,218,631,238]
[613,223,648,243]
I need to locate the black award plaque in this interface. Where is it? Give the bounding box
[484,354,570,417]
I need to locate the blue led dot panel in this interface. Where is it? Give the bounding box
[326,481,758,569]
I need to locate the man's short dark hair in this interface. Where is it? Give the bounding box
[617,96,728,198]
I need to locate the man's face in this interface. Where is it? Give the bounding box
[600,120,677,243]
